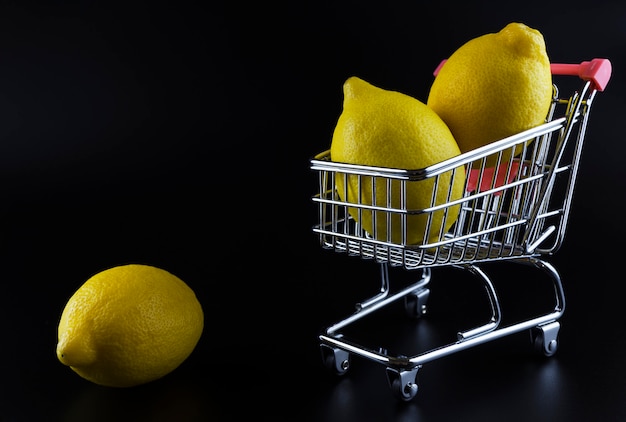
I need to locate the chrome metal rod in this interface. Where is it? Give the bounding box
[325,267,431,335]
[456,265,502,340]
[408,310,563,367]
[320,258,565,369]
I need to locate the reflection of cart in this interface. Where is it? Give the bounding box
[310,59,612,401]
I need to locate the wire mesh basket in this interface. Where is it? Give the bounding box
[310,58,612,401]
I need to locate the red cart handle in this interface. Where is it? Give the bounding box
[434,58,612,91]
[550,58,612,91]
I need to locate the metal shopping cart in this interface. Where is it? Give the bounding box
[310,58,612,401]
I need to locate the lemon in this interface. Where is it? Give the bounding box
[56,264,204,388]
[427,22,553,167]
[330,76,466,245]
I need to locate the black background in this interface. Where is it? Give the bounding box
[1,1,624,421]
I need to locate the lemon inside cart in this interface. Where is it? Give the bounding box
[310,58,612,401]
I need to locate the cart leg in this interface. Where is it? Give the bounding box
[386,365,420,401]
[403,267,431,318]
[522,257,565,357]
[455,264,502,340]
[355,263,391,310]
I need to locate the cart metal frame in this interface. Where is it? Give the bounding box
[310,59,612,401]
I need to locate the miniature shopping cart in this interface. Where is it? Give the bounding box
[310,58,612,401]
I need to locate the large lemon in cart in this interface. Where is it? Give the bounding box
[330,76,466,246]
[427,22,553,167]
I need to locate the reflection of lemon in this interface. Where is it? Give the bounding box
[56,264,204,388]
[330,76,465,245]
[427,22,553,167]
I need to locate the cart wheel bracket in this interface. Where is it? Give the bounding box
[386,364,421,401]
[531,321,560,357]
[320,343,351,375]
[404,288,430,319]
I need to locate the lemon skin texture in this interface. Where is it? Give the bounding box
[56,264,204,388]
[427,22,553,168]
[330,76,466,245]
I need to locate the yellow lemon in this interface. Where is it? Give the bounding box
[56,264,204,388]
[427,22,553,167]
[330,76,466,245]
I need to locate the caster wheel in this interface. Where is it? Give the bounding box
[530,321,560,357]
[386,366,420,401]
[404,288,430,319]
[320,344,350,375]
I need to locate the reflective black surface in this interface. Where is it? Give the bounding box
[1,2,625,421]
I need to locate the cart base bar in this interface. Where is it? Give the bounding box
[318,257,565,401]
